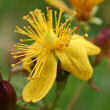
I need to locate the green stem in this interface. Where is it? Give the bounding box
[50,72,69,110]
[20,102,29,110]
[50,92,61,110]
[67,82,85,110]
[81,22,86,34]
[42,98,50,110]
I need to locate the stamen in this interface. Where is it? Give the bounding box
[27,50,50,80]
[71,34,88,40]
[11,51,26,55]
[33,51,50,79]
[19,39,33,43]
[47,7,53,29]
[13,53,26,59]
[11,52,39,68]
[27,51,46,80]
[54,11,57,29]
[56,9,63,36]
[26,56,40,65]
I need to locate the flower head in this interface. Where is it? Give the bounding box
[11,8,100,102]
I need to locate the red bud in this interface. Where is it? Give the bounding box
[0,73,16,110]
[92,27,110,67]
[95,27,110,49]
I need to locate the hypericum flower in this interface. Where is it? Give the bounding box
[11,8,100,102]
[46,0,103,22]
[92,27,110,66]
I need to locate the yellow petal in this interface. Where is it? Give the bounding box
[46,0,73,15]
[22,52,57,102]
[55,44,93,81]
[71,35,101,56]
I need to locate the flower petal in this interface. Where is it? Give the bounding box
[55,44,93,81]
[22,52,57,102]
[71,35,101,56]
[46,0,73,15]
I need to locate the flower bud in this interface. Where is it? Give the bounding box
[0,73,16,110]
[92,27,110,67]
[95,27,110,49]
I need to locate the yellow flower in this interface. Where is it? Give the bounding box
[11,8,100,102]
[46,0,103,21]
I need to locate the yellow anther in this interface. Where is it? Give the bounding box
[29,11,33,15]
[84,34,88,38]
[23,26,26,29]
[10,52,14,55]
[27,77,31,80]
[16,26,19,28]
[23,16,27,20]
[13,56,17,59]
[73,11,77,16]
[34,9,38,12]
[27,15,29,18]
[32,76,36,80]
[11,64,15,68]
[13,44,17,47]
[19,39,24,43]
[28,26,31,28]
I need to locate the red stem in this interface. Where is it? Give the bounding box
[75,20,80,34]
[88,78,99,91]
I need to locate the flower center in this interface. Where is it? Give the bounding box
[43,30,58,50]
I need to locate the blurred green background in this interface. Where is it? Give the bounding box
[0,0,110,110]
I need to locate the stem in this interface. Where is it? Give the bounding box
[50,93,61,110]
[20,102,29,110]
[67,82,85,110]
[50,81,67,110]
[8,69,27,82]
[81,22,86,34]
[16,96,22,101]
[75,20,80,34]
[8,72,13,82]
[88,78,99,91]
[41,98,50,110]
[50,73,69,110]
